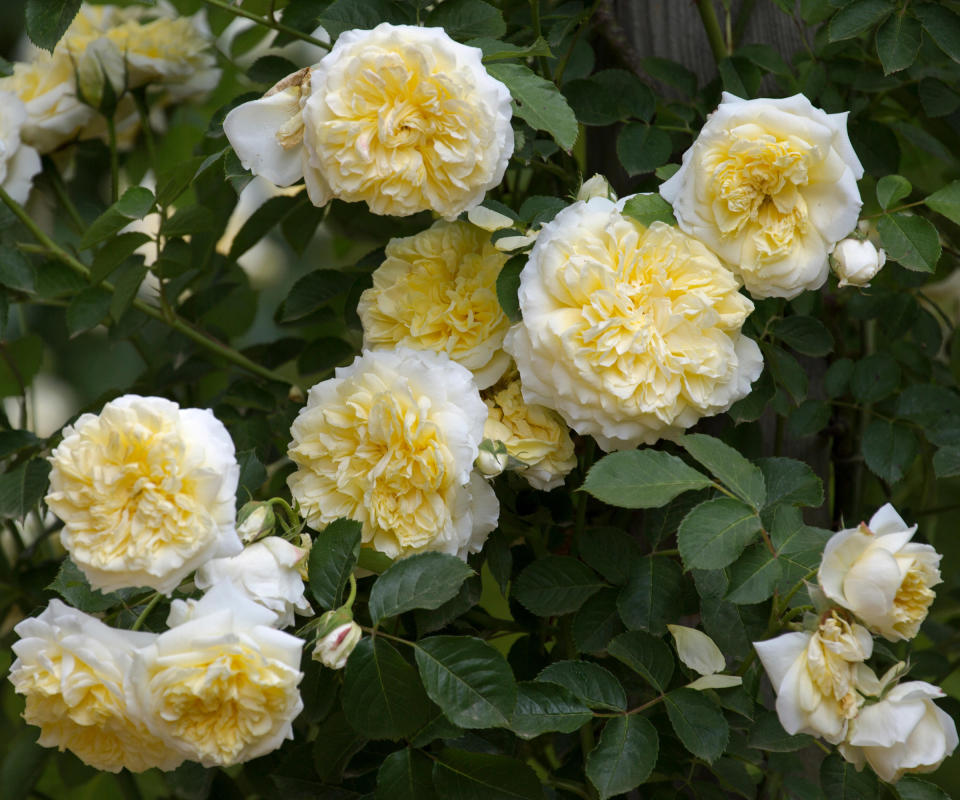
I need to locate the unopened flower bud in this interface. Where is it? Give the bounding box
[476,439,509,477]
[73,38,125,117]
[833,237,886,288]
[313,610,362,669]
[237,502,276,543]
[577,174,615,202]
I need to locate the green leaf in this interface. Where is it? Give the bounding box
[621,193,677,227]
[65,287,111,335]
[896,776,952,800]
[25,0,81,51]
[376,748,438,800]
[851,353,900,403]
[473,36,553,61]
[229,195,302,262]
[90,232,151,284]
[877,213,941,272]
[0,246,35,292]
[770,506,830,555]
[572,589,624,653]
[48,557,132,612]
[415,636,517,729]
[925,180,960,226]
[537,660,626,710]
[509,681,592,739]
[617,555,683,635]
[577,527,642,585]
[0,335,43,398]
[919,78,960,118]
[586,716,659,799]
[718,55,762,98]
[319,0,412,37]
[307,518,362,610]
[496,254,524,322]
[771,316,835,357]
[914,3,960,63]
[677,498,762,570]
[582,449,712,509]
[427,0,505,39]
[787,399,830,438]
[724,545,782,604]
[432,750,543,800]
[664,688,729,763]
[512,555,604,616]
[820,752,878,798]
[80,187,156,249]
[932,445,960,478]
[162,205,214,238]
[748,711,815,752]
[764,343,808,403]
[486,63,579,151]
[617,124,672,176]
[677,433,766,509]
[369,552,474,623]
[639,57,697,95]
[607,630,674,692]
[876,13,921,74]
[876,175,912,210]
[110,261,148,322]
[312,711,366,783]
[280,269,356,322]
[0,727,47,800]
[863,418,918,483]
[562,70,655,126]
[828,0,895,41]
[342,637,434,739]
[825,358,853,398]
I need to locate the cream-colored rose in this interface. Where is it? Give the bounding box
[313,619,362,670]
[482,375,576,490]
[225,24,513,219]
[503,195,763,451]
[287,347,498,559]
[195,537,312,628]
[129,584,304,767]
[9,600,181,773]
[819,504,941,642]
[0,89,41,204]
[840,681,958,783]
[45,394,242,594]
[832,237,886,288]
[754,611,873,744]
[358,220,511,389]
[660,92,863,299]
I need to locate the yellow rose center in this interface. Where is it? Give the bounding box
[892,564,936,635]
[807,613,865,719]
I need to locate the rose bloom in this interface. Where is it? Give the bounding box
[660,92,863,299]
[195,536,312,628]
[503,195,763,451]
[287,347,498,559]
[9,600,181,773]
[45,394,242,594]
[754,611,873,744]
[832,236,886,288]
[819,504,941,642]
[840,681,958,783]
[224,23,513,219]
[358,220,511,389]
[483,373,576,490]
[129,584,304,767]
[0,90,41,203]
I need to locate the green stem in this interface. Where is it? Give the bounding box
[694,0,729,62]
[0,186,295,387]
[344,573,357,611]
[41,158,85,233]
[106,116,119,204]
[198,0,329,50]
[863,199,925,219]
[132,90,157,172]
[131,593,162,631]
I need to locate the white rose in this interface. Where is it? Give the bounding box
[313,620,363,670]
[45,394,242,594]
[225,23,513,219]
[818,504,941,641]
[839,681,958,783]
[128,584,304,767]
[754,611,873,744]
[0,89,41,204]
[660,92,863,299]
[833,237,886,287]
[287,347,498,559]
[195,536,312,628]
[503,195,763,450]
[9,599,181,773]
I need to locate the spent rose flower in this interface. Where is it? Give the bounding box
[358,220,511,389]
[668,624,743,691]
[224,23,513,219]
[129,584,304,767]
[660,92,863,299]
[754,611,873,744]
[832,237,886,287]
[503,195,763,450]
[482,374,576,490]
[287,347,498,559]
[818,504,942,642]
[9,600,181,773]
[839,681,959,783]
[45,394,242,594]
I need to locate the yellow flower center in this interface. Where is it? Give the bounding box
[807,612,866,719]
[892,563,936,636]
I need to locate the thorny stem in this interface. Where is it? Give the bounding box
[198,0,329,50]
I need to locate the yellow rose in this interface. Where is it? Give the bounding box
[45,394,242,594]
[9,600,181,773]
[503,195,763,451]
[483,374,576,490]
[129,585,303,767]
[287,347,499,559]
[660,92,863,299]
[358,220,511,389]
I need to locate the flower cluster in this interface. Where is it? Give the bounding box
[755,505,955,782]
